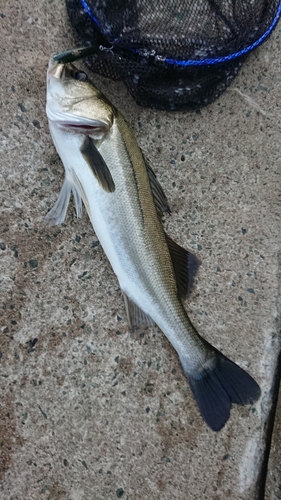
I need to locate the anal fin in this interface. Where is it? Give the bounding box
[123,292,155,330]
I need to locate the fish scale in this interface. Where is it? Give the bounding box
[96,116,200,356]
[45,57,261,431]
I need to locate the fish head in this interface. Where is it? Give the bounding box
[46,57,114,136]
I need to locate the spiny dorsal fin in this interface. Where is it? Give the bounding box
[80,135,115,193]
[165,234,200,298]
[144,157,171,216]
[123,292,155,330]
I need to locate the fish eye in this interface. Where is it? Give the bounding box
[70,70,88,82]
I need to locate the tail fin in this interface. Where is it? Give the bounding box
[186,352,261,431]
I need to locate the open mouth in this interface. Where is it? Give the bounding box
[62,123,99,130]
[46,107,110,135]
[60,123,107,134]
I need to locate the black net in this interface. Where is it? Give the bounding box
[66,0,281,110]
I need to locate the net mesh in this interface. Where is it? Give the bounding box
[66,0,281,110]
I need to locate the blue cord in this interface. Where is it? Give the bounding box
[80,0,108,35]
[79,0,281,66]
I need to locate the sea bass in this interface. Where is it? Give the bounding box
[45,58,260,431]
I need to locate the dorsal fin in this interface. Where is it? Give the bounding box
[165,234,200,298]
[123,292,155,330]
[80,135,115,192]
[144,157,171,216]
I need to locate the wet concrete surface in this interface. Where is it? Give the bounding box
[1,1,281,499]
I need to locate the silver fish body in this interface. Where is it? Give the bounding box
[46,58,260,430]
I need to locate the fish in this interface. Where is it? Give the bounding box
[45,57,261,431]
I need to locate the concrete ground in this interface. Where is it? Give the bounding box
[1,1,280,499]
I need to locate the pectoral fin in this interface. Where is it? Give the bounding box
[45,178,83,226]
[123,292,155,330]
[80,135,115,193]
[165,234,200,298]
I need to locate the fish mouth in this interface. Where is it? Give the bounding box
[47,107,109,134]
[62,123,98,130]
[48,56,90,83]
[48,56,65,80]
[58,123,108,134]
[47,56,77,81]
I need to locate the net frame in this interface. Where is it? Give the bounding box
[66,0,281,110]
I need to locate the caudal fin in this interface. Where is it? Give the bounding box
[187,352,261,431]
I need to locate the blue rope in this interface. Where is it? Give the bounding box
[80,0,281,66]
[80,0,108,35]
